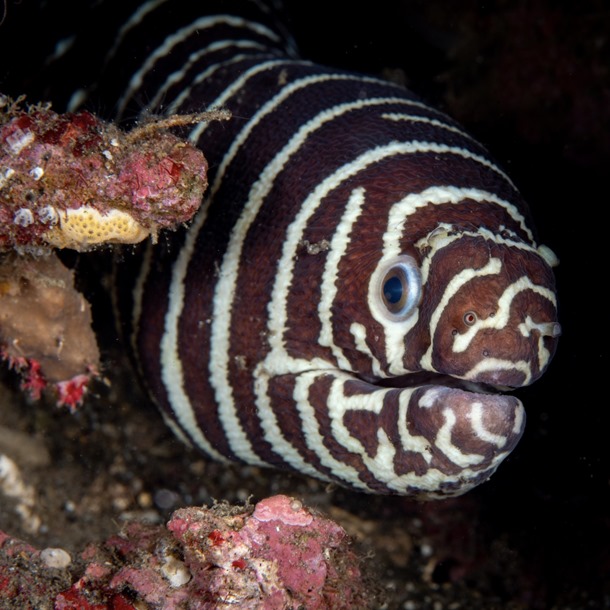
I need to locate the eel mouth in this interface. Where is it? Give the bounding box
[374,371,511,394]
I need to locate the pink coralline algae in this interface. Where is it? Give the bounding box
[0,495,371,609]
[0,94,222,252]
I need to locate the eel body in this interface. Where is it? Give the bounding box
[16,1,561,497]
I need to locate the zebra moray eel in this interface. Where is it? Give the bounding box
[25,0,560,497]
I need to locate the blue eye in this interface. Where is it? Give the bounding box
[371,255,422,322]
[383,275,404,306]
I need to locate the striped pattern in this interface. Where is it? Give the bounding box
[62,0,559,497]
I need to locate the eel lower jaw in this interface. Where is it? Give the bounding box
[388,373,526,489]
[364,372,526,496]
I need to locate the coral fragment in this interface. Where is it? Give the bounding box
[1,94,217,253]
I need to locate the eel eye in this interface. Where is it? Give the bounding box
[463,311,478,326]
[371,255,422,322]
[383,274,405,310]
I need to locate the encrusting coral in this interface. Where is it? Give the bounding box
[0,93,227,407]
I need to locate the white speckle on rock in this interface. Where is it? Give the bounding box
[40,547,72,569]
[420,543,433,558]
[29,166,45,181]
[161,553,192,587]
[0,168,15,189]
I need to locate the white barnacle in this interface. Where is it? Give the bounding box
[38,205,59,225]
[13,208,34,227]
[29,166,45,181]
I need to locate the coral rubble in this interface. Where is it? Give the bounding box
[0,495,371,609]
